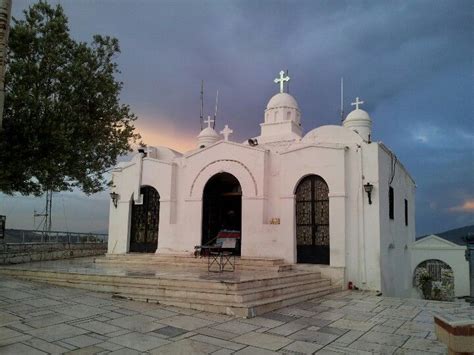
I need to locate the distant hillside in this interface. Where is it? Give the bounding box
[418,225,474,245]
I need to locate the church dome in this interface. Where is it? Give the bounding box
[197,126,220,148]
[344,108,370,122]
[266,93,299,110]
[343,108,372,142]
[342,97,372,142]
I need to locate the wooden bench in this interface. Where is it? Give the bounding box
[194,230,241,272]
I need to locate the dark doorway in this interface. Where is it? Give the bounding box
[295,175,330,264]
[130,186,160,253]
[202,173,242,255]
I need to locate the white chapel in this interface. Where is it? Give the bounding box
[108,71,416,297]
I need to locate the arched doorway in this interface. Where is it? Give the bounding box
[295,175,329,264]
[130,186,160,253]
[413,259,454,300]
[202,173,242,255]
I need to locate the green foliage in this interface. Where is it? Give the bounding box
[0,1,141,195]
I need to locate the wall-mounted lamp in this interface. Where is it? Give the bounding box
[364,183,373,204]
[248,138,258,147]
[110,192,120,208]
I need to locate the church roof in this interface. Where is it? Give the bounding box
[302,125,363,144]
[198,126,220,138]
[266,93,299,110]
[344,108,371,122]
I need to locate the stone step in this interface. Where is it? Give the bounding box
[99,254,290,270]
[0,267,321,292]
[0,265,338,318]
[14,273,330,304]
[119,284,341,318]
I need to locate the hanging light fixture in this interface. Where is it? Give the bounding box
[364,183,373,205]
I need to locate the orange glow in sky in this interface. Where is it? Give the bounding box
[449,199,474,213]
[134,116,196,153]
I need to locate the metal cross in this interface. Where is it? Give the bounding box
[274,70,290,93]
[204,115,214,128]
[351,97,364,110]
[220,124,233,141]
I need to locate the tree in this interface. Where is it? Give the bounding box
[0,1,141,197]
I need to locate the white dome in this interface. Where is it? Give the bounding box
[198,126,220,138]
[266,93,299,110]
[344,108,370,122]
[197,126,220,148]
[343,108,372,142]
[303,125,363,144]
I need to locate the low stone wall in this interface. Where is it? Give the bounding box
[0,242,107,264]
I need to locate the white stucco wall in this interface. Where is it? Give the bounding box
[377,144,416,297]
[411,236,469,297]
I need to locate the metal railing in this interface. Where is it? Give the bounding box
[1,229,108,244]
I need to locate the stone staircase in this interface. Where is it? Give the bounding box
[0,256,342,318]
[97,253,294,272]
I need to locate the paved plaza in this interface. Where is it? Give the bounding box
[0,275,472,354]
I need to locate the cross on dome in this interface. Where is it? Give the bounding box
[274,70,290,93]
[220,124,233,141]
[351,97,365,110]
[204,115,215,128]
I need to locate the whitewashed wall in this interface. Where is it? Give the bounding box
[411,236,469,297]
[377,144,416,297]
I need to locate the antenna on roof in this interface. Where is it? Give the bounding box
[200,80,204,130]
[213,90,218,129]
[340,77,344,122]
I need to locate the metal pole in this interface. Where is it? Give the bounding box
[465,234,474,305]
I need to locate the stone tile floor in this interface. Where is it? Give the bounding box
[0,275,472,354]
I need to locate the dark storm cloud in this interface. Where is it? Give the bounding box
[8,0,473,235]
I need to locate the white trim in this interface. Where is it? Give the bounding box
[412,235,465,249]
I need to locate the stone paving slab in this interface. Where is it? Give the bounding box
[0,273,471,354]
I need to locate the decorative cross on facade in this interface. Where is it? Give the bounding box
[220,124,233,141]
[351,97,364,110]
[204,115,214,128]
[274,70,290,93]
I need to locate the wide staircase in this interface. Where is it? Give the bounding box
[0,255,342,318]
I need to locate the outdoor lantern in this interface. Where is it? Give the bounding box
[110,192,120,208]
[364,183,373,205]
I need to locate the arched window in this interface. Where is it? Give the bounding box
[130,186,160,253]
[295,175,329,264]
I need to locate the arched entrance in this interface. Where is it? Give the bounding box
[295,175,329,264]
[413,259,454,300]
[130,186,160,253]
[202,172,242,255]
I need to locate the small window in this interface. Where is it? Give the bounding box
[389,186,394,220]
[404,199,408,226]
[287,111,291,120]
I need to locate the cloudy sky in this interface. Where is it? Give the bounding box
[1,0,472,236]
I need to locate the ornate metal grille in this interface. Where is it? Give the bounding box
[130,186,160,253]
[295,175,329,264]
[419,259,451,282]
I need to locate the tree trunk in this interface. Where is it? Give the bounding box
[0,0,11,129]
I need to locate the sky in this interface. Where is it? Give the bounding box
[1,0,473,236]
